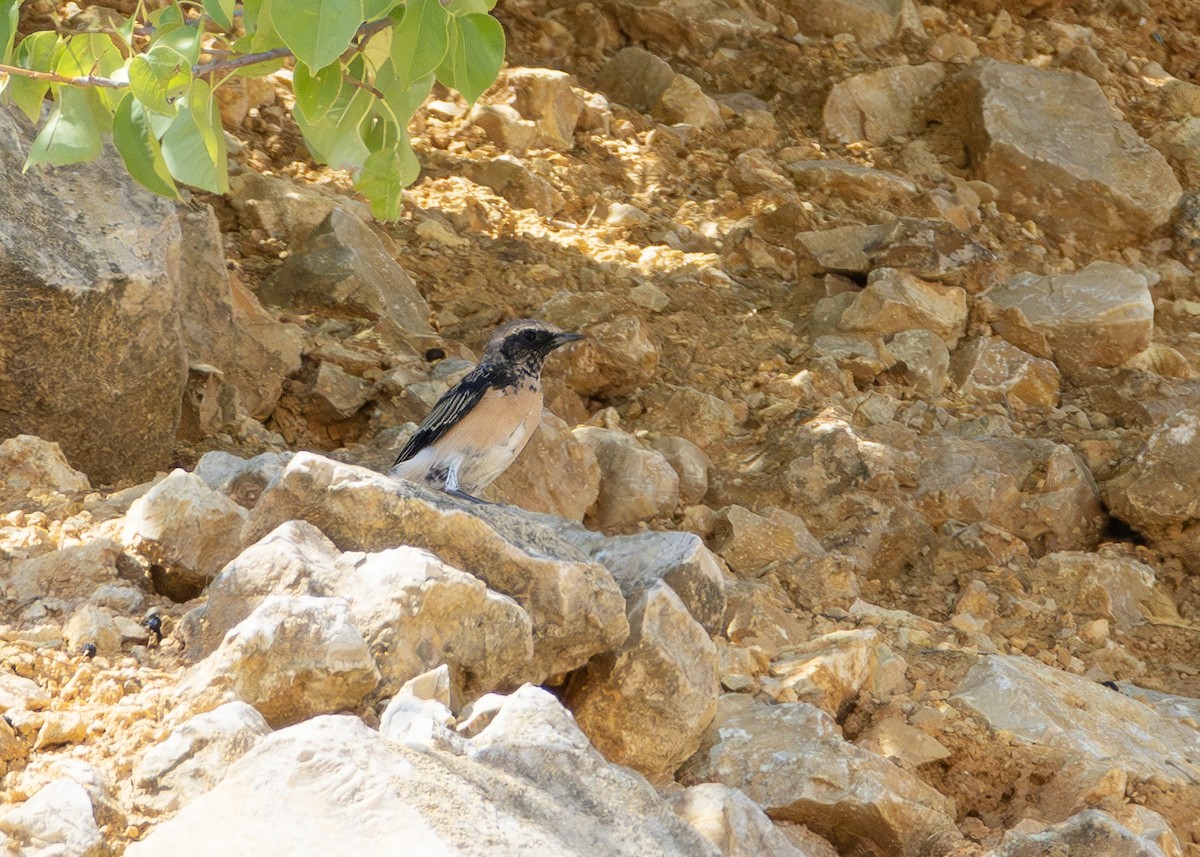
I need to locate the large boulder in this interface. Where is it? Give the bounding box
[127,690,719,856]
[940,60,1181,247]
[0,106,186,484]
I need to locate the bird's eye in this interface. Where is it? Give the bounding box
[522,330,539,342]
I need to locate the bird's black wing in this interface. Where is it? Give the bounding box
[393,366,491,465]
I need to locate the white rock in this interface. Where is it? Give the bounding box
[0,779,102,857]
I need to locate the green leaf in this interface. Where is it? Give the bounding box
[161,79,229,193]
[112,93,180,199]
[293,81,372,170]
[390,0,449,88]
[4,32,60,122]
[151,4,185,28]
[292,61,343,123]
[446,0,496,12]
[354,141,418,220]
[152,22,203,66]
[56,33,123,79]
[375,62,432,125]
[436,13,503,104]
[0,0,19,64]
[202,0,236,31]
[25,86,106,167]
[273,0,364,71]
[128,46,191,115]
[362,0,397,18]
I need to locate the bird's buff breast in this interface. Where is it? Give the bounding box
[439,383,543,487]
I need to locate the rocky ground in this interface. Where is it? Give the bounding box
[3,0,1200,854]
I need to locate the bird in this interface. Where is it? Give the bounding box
[391,318,584,503]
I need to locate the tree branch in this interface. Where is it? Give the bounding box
[0,63,125,89]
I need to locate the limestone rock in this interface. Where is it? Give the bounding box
[227,172,370,244]
[134,702,271,813]
[0,436,90,510]
[989,809,1176,857]
[856,718,951,768]
[187,520,534,701]
[242,454,628,680]
[600,0,776,56]
[554,525,727,634]
[0,673,50,713]
[785,159,918,203]
[129,695,718,856]
[884,329,950,398]
[461,156,565,215]
[575,427,680,532]
[952,654,1200,827]
[487,412,601,521]
[558,314,660,397]
[184,594,380,728]
[981,261,1153,371]
[63,604,121,656]
[0,779,102,857]
[0,105,186,485]
[1103,406,1200,572]
[862,217,996,289]
[658,387,737,449]
[670,783,831,857]
[122,469,249,601]
[258,209,432,334]
[788,0,918,47]
[8,539,122,611]
[597,47,721,130]
[651,436,711,505]
[468,103,537,155]
[176,205,304,421]
[566,582,719,780]
[1150,117,1200,189]
[1033,550,1157,631]
[710,505,824,577]
[823,63,945,144]
[768,629,880,716]
[504,68,583,150]
[797,223,891,274]
[941,59,1181,246]
[838,267,968,346]
[193,451,293,509]
[952,335,1061,411]
[680,694,960,857]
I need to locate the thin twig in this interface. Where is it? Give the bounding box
[0,62,125,88]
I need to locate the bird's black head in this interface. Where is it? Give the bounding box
[484,319,584,370]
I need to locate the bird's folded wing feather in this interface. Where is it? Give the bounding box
[393,371,490,465]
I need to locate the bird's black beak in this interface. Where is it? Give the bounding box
[550,331,585,351]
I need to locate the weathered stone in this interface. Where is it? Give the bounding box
[227,172,370,244]
[183,594,380,728]
[461,156,565,215]
[0,673,50,713]
[952,335,1061,411]
[797,224,891,274]
[122,469,249,601]
[574,427,680,533]
[601,0,776,56]
[651,436,711,506]
[63,604,121,656]
[856,718,951,768]
[940,60,1181,246]
[727,149,795,196]
[823,63,945,144]
[788,0,917,46]
[981,262,1153,371]
[1150,118,1200,189]
[0,779,102,857]
[811,334,894,385]
[193,451,293,509]
[504,68,583,150]
[487,412,601,521]
[952,654,1200,830]
[468,103,538,154]
[134,702,271,813]
[8,539,122,610]
[558,315,660,397]
[554,524,727,634]
[670,783,832,857]
[0,435,90,510]
[710,505,824,578]
[769,629,880,716]
[657,74,723,129]
[785,159,918,202]
[596,47,720,129]
[1032,550,1157,631]
[883,329,950,398]
[680,694,960,857]
[989,809,1177,857]
[838,267,968,346]
[863,217,996,289]
[242,454,629,681]
[0,106,186,485]
[658,387,737,449]
[258,209,432,333]
[1103,406,1200,572]
[176,205,304,422]
[129,693,718,856]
